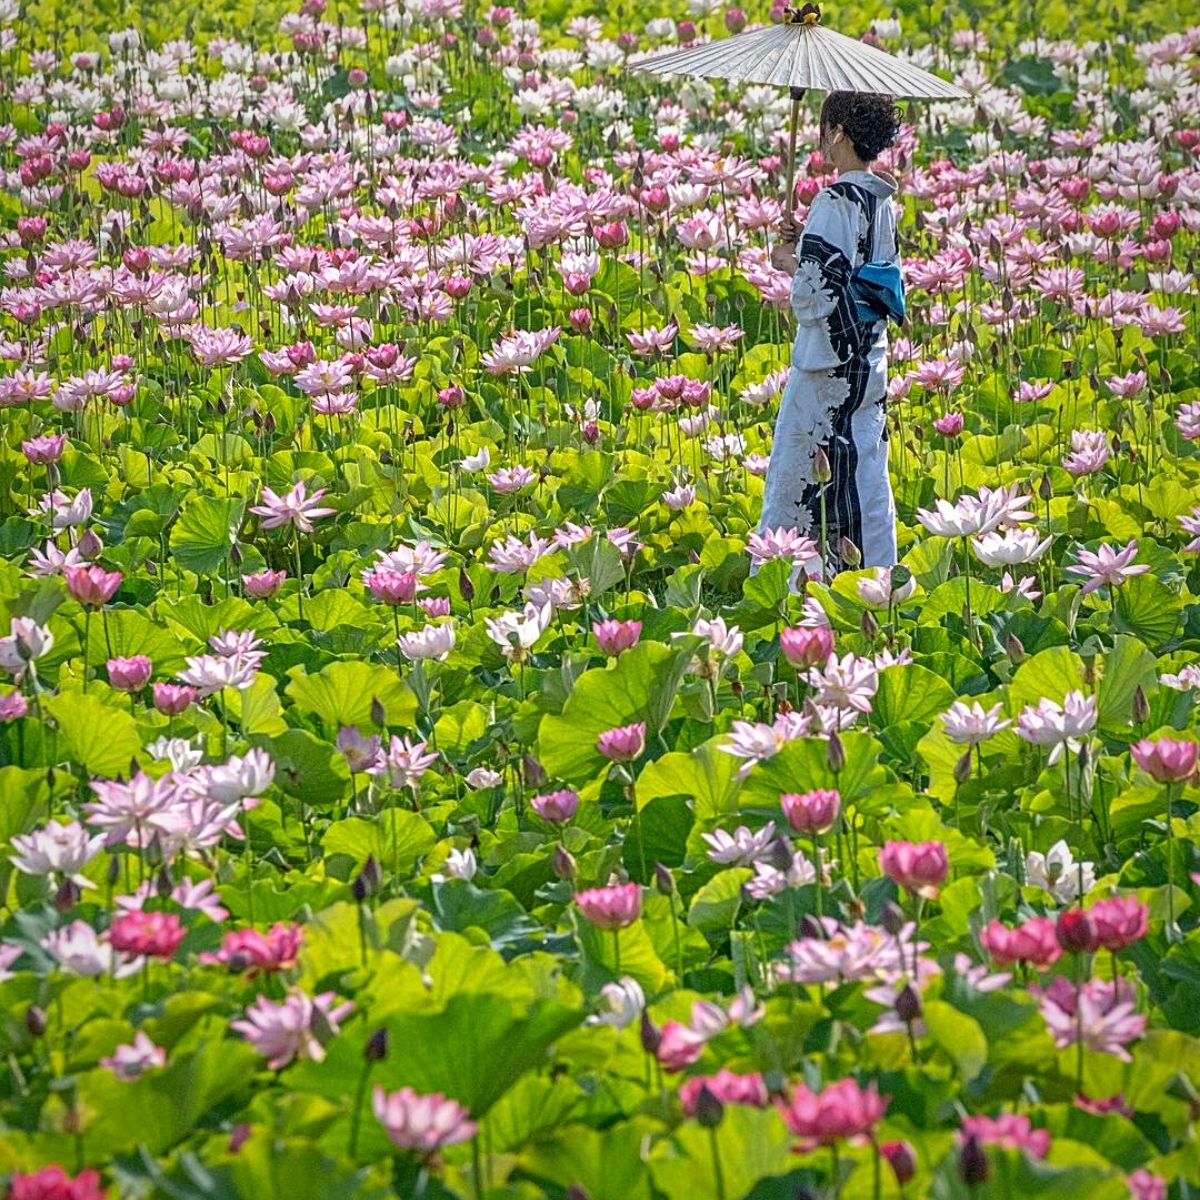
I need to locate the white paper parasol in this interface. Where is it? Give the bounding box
[634,4,968,217]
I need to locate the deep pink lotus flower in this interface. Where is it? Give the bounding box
[592,619,641,655]
[153,683,197,715]
[243,569,287,599]
[777,1078,887,1150]
[780,625,834,668]
[107,655,151,692]
[373,1085,477,1151]
[781,789,840,835]
[65,564,122,607]
[655,1020,707,1071]
[933,412,965,436]
[1056,908,1100,954]
[879,841,949,898]
[575,882,642,929]
[597,722,646,763]
[1087,896,1149,951]
[8,1165,104,1200]
[531,789,579,824]
[679,1070,768,1116]
[200,923,303,975]
[979,916,1061,969]
[109,911,186,960]
[1131,737,1198,783]
[959,1113,1050,1159]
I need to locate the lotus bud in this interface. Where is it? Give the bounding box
[954,750,973,785]
[694,1084,725,1128]
[839,537,861,567]
[895,983,922,1024]
[54,878,81,912]
[552,844,576,880]
[25,1005,48,1038]
[1005,632,1026,663]
[1131,684,1149,724]
[370,696,386,728]
[639,1010,661,1055]
[958,1134,989,1186]
[860,609,878,638]
[881,901,906,936]
[364,1026,390,1062]
[654,862,675,896]
[826,731,845,773]
[812,447,832,484]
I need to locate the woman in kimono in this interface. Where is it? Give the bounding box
[763,91,904,574]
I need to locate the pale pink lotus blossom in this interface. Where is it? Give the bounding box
[373,1086,477,1151]
[1036,977,1145,1060]
[232,990,354,1070]
[101,1031,166,1080]
[249,481,335,532]
[1066,539,1149,595]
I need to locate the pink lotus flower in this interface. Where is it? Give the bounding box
[679,1070,768,1116]
[1036,977,1145,1060]
[0,692,29,720]
[531,789,579,824]
[1087,896,1149,951]
[1127,1169,1168,1200]
[979,917,1062,969]
[249,481,335,532]
[22,433,67,464]
[655,1020,708,1071]
[933,412,964,436]
[1131,737,1198,783]
[781,789,840,835]
[109,911,186,960]
[959,1113,1049,1159]
[779,625,834,669]
[243,569,287,598]
[153,683,197,715]
[575,882,642,929]
[373,1085,477,1151]
[101,1030,166,1080]
[879,841,949,898]
[65,564,122,607]
[1066,539,1149,595]
[200,923,303,975]
[232,989,354,1070]
[597,722,645,762]
[777,1078,887,1150]
[1105,370,1147,398]
[592,619,641,655]
[363,568,423,605]
[107,655,151,692]
[8,1166,104,1200]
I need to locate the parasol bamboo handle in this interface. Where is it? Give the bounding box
[784,87,804,227]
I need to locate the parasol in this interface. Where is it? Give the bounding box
[634,4,968,219]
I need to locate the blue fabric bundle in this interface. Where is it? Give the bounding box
[850,261,906,326]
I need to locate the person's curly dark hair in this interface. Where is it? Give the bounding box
[819,91,903,162]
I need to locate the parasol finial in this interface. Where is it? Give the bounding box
[785,3,822,24]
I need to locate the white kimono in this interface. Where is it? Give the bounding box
[758,170,900,571]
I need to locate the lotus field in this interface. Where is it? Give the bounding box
[1,0,1199,1195]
